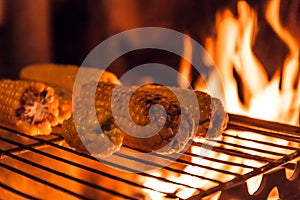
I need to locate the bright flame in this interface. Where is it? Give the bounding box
[178,35,193,89]
[264,0,300,124]
[202,0,300,125]
[201,0,299,196]
[141,0,299,199]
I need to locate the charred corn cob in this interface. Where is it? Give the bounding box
[0,79,60,135]
[62,81,228,157]
[63,106,124,157]
[19,64,227,155]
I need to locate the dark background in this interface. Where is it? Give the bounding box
[0,0,298,81]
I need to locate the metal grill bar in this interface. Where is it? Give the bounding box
[1,161,94,200]
[0,132,174,198]
[1,150,133,200]
[228,114,300,140]
[192,142,275,162]
[114,151,224,184]
[0,182,38,199]
[183,150,257,169]
[1,114,300,199]
[213,140,287,157]
[222,133,299,151]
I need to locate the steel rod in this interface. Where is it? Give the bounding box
[0,182,38,199]
[222,133,299,151]
[0,162,93,200]
[227,113,300,137]
[0,136,171,196]
[1,115,300,199]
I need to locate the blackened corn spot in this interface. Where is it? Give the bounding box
[16,87,54,125]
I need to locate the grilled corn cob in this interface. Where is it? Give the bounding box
[0,79,60,135]
[19,64,227,155]
[62,81,228,156]
[20,63,120,91]
[63,106,124,157]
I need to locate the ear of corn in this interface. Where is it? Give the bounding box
[0,79,60,135]
[52,86,72,124]
[62,106,124,157]
[20,64,120,91]
[62,81,227,156]
[17,64,227,155]
[62,82,124,157]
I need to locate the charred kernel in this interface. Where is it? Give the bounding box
[61,104,124,157]
[0,79,60,135]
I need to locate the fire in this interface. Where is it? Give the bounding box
[202,0,299,125]
[178,35,193,90]
[141,0,299,199]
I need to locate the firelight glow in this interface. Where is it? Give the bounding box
[141,0,299,199]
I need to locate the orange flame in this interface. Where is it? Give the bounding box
[178,35,193,89]
[200,0,299,125]
[142,0,299,199]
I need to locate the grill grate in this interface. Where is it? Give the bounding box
[1,114,300,199]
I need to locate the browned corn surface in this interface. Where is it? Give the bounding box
[62,81,227,156]
[0,79,60,135]
[62,107,123,157]
[52,86,72,124]
[20,64,120,91]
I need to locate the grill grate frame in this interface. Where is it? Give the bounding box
[0,114,300,199]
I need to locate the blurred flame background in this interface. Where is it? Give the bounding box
[0,0,297,82]
[0,0,298,124]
